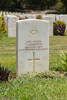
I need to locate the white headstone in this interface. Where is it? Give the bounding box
[16,19,49,76]
[3,11,5,16]
[4,15,10,26]
[19,14,36,19]
[0,11,2,16]
[7,15,19,37]
[55,15,60,21]
[6,12,8,15]
[59,15,67,30]
[46,14,56,22]
[43,16,53,36]
[27,14,36,19]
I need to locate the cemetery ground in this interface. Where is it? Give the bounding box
[0,36,67,99]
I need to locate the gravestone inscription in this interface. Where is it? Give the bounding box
[16,19,49,76]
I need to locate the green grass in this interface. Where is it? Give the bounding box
[0,37,16,72]
[0,36,67,72]
[0,36,67,99]
[0,74,67,100]
[49,36,67,71]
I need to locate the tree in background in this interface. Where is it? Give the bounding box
[0,0,15,10]
[0,0,58,11]
[56,0,65,13]
[61,0,67,12]
[45,0,57,9]
[22,0,57,10]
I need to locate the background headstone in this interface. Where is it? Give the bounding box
[46,14,56,22]
[7,15,19,37]
[55,15,60,21]
[16,19,49,76]
[59,15,67,30]
[43,16,53,36]
[4,15,11,26]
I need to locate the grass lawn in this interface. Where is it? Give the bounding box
[0,75,67,100]
[50,36,67,71]
[0,36,67,72]
[0,37,16,72]
[0,36,67,100]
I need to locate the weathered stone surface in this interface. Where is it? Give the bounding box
[16,19,49,76]
[7,15,19,37]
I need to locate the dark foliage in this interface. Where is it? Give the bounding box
[0,0,57,11]
[61,0,67,12]
[0,64,10,81]
[53,20,66,36]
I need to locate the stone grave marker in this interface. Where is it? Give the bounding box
[16,19,49,76]
[59,15,67,30]
[43,16,53,36]
[7,15,19,37]
[4,15,10,26]
[55,15,60,21]
[46,14,56,22]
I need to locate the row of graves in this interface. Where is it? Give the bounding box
[3,13,67,37]
[0,11,22,17]
[1,13,67,76]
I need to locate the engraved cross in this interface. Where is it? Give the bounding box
[28,52,40,72]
